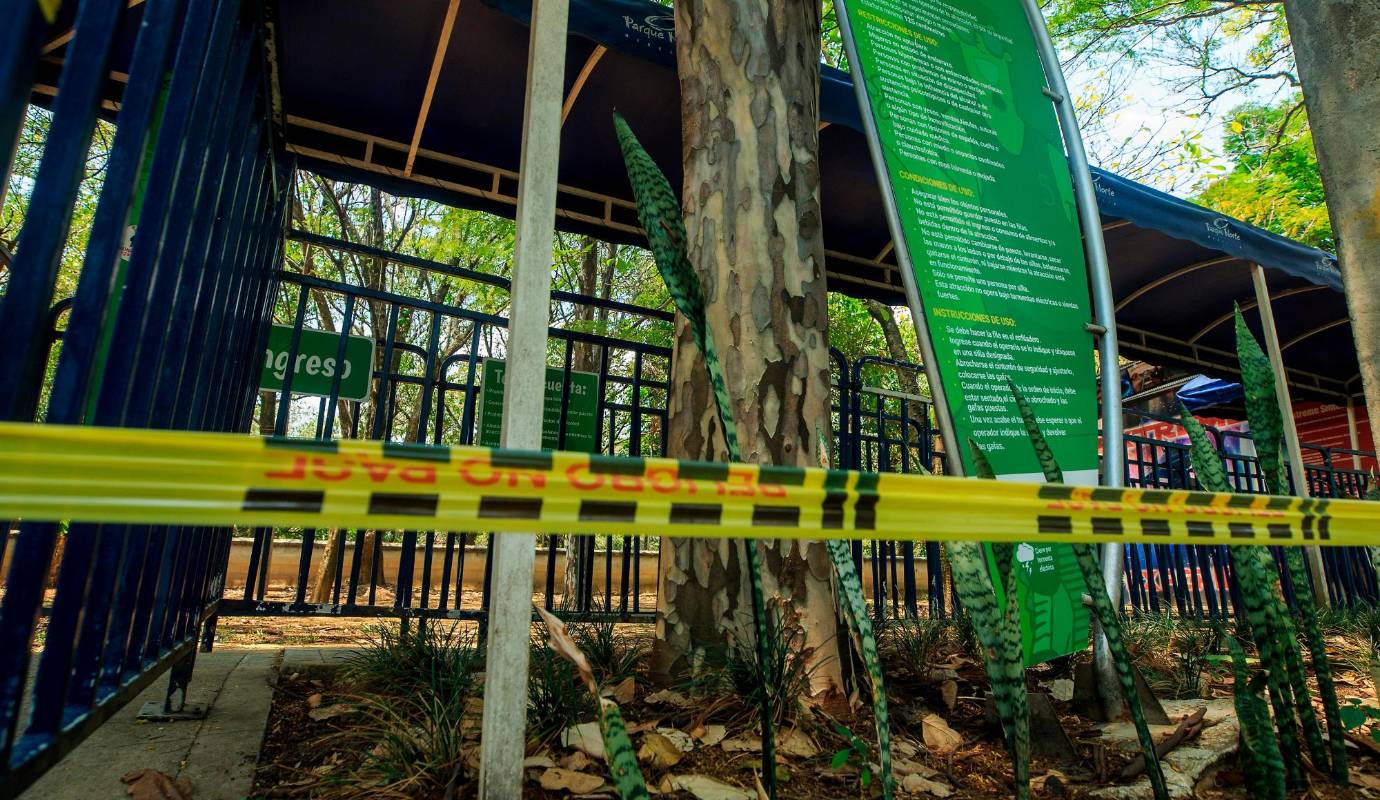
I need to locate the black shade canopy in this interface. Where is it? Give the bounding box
[32,0,1357,400]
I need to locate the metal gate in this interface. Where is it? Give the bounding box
[0,0,285,796]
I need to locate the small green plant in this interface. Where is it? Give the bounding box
[342,621,481,699]
[1340,698,1380,744]
[830,723,873,792]
[721,607,817,728]
[527,634,598,742]
[1170,622,1224,699]
[878,618,948,680]
[570,620,646,685]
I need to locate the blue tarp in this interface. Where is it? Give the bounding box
[1177,375,1245,411]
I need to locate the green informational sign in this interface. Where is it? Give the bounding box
[259,325,374,401]
[477,358,599,453]
[839,0,1094,663]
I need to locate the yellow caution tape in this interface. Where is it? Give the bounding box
[0,423,1374,548]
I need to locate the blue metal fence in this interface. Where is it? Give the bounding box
[0,1,286,796]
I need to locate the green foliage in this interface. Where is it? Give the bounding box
[341,622,481,699]
[825,538,895,797]
[1226,630,1286,800]
[527,635,598,742]
[878,617,949,680]
[829,723,873,792]
[945,539,1031,800]
[1196,100,1332,251]
[1005,383,1168,800]
[570,620,646,686]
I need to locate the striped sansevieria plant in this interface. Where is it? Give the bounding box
[1224,624,1286,800]
[1001,382,1168,800]
[1181,405,1305,789]
[961,437,1031,799]
[614,113,893,798]
[1234,307,1347,782]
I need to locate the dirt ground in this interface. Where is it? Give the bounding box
[244,616,1380,800]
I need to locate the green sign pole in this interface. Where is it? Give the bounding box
[836,0,1113,663]
[477,358,599,453]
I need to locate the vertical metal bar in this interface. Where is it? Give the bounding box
[46,0,184,426]
[0,0,127,420]
[1250,263,1331,606]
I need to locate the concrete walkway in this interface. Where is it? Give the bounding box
[19,648,349,800]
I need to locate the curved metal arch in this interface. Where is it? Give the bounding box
[1282,318,1350,353]
[1114,255,1237,313]
[1186,284,1331,344]
[561,45,608,127]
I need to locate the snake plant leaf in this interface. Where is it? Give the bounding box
[1234,306,1286,495]
[1007,380,1062,484]
[946,540,1031,800]
[1232,312,1347,780]
[615,112,774,793]
[1226,630,1287,800]
[1181,406,1306,788]
[826,539,894,798]
[600,700,652,800]
[613,112,738,455]
[36,0,60,24]
[1008,387,1167,800]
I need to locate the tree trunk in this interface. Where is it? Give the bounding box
[653,0,843,703]
[1283,1,1380,436]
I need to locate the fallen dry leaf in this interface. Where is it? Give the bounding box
[121,768,193,800]
[921,714,963,753]
[667,774,753,800]
[307,704,356,722]
[561,751,592,771]
[1046,679,1074,703]
[895,758,938,778]
[535,606,597,693]
[720,736,762,753]
[539,767,605,794]
[524,753,557,769]
[1354,773,1380,790]
[696,724,727,747]
[755,773,769,800]
[940,680,958,711]
[610,677,636,705]
[645,689,693,708]
[639,732,686,768]
[306,692,323,709]
[562,722,605,761]
[901,773,954,797]
[777,728,818,759]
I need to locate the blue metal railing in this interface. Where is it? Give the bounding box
[0,1,286,796]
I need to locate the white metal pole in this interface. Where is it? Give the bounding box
[1017,0,1128,718]
[477,0,568,795]
[1347,397,1362,470]
[1250,263,1330,607]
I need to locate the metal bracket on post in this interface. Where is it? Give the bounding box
[137,649,208,721]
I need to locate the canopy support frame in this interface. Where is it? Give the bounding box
[1251,263,1331,607]
[477,0,569,794]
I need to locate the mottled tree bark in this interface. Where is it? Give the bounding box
[1283,1,1380,433]
[654,0,843,702]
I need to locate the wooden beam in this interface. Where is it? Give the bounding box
[404,0,462,177]
[41,0,145,55]
[560,45,606,127]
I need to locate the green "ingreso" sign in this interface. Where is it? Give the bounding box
[259,325,374,401]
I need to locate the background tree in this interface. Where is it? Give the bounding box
[652,0,846,701]
[1282,0,1380,472]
